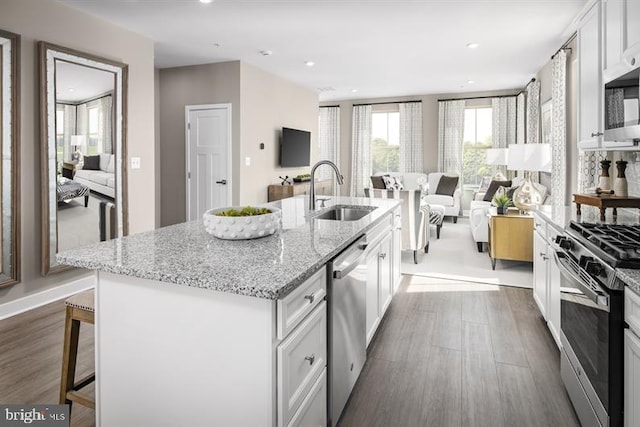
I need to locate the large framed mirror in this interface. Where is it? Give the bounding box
[0,29,20,287]
[39,42,128,274]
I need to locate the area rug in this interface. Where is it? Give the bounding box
[401,217,533,288]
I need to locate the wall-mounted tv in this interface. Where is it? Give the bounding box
[280,127,311,167]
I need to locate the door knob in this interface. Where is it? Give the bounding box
[591,132,603,137]
[216,179,227,185]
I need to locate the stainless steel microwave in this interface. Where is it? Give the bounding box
[604,67,640,146]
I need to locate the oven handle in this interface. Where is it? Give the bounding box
[553,250,609,310]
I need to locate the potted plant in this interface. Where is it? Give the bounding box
[493,194,513,215]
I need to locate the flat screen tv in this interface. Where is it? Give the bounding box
[280,127,311,167]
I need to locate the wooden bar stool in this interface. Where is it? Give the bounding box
[60,289,95,410]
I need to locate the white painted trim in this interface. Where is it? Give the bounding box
[185,103,233,220]
[0,275,95,320]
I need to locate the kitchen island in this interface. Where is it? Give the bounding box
[58,195,400,427]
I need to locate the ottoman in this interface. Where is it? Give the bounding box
[427,204,446,239]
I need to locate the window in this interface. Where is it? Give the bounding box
[87,106,100,155]
[462,107,493,186]
[371,111,399,174]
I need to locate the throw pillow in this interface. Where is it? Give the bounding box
[382,175,404,190]
[483,180,512,202]
[370,175,386,189]
[435,175,459,196]
[83,155,100,171]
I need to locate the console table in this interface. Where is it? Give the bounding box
[488,210,533,270]
[268,180,331,202]
[573,193,640,221]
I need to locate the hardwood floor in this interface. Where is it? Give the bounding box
[339,275,580,427]
[0,299,95,427]
[0,275,578,427]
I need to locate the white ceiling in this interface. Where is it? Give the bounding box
[56,60,115,102]
[58,0,588,102]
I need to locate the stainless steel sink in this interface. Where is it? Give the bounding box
[315,206,374,221]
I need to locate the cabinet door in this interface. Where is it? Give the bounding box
[625,329,640,427]
[604,0,623,75]
[624,0,640,58]
[365,248,380,347]
[578,1,603,148]
[533,231,548,319]
[379,233,393,316]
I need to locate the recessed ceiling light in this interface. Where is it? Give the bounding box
[260,50,272,56]
[199,0,213,3]
[467,42,479,49]
[305,61,315,67]
[351,89,358,93]
[467,80,475,84]
[68,88,75,92]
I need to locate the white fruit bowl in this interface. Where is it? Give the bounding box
[203,206,282,240]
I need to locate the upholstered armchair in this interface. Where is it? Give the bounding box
[364,188,429,264]
[422,172,461,223]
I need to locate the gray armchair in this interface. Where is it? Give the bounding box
[364,188,429,264]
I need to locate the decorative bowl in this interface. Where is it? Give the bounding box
[203,206,282,240]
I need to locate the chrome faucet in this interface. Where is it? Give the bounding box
[309,160,344,211]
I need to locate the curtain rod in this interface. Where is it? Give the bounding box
[352,100,421,107]
[437,93,519,102]
[319,105,340,108]
[56,92,113,106]
[551,32,577,59]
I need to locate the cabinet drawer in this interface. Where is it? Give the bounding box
[287,369,327,427]
[533,215,547,239]
[626,287,640,334]
[278,301,327,427]
[277,267,326,339]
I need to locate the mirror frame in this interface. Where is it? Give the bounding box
[0,29,20,288]
[38,42,128,275]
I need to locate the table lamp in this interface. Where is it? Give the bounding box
[485,148,509,180]
[507,143,551,212]
[70,135,86,162]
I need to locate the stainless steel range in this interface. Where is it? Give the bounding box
[553,221,640,427]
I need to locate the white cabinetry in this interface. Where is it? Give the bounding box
[602,0,640,82]
[365,218,395,348]
[391,206,402,294]
[625,288,640,427]
[532,212,562,348]
[578,0,604,149]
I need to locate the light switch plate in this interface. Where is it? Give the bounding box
[131,157,141,169]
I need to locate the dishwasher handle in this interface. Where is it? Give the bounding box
[333,246,369,279]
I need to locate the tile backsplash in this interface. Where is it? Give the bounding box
[619,152,640,197]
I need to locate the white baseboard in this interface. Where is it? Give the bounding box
[0,275,95,320]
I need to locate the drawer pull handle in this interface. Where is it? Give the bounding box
[304,294,315,304]
[304,354,315,365]
[379,253,387,260]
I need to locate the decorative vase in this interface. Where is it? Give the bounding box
[203,206,282,240]
[614,160,628,197]
[497,207,506,215]
[598,159,611,191]
[512,171,544,212]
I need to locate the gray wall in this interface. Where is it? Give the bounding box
[158,61,319,226]
[0,0,156,305]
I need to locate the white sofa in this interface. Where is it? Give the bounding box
[469,178,545,252]
[74,153,116,198]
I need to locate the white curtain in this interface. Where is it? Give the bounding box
[399,102,423,173]
[437,100,465,176]
[318,106,340,194]
[516,92,526,145]
[350,105,372,197]
[526,80,541,144]
[491,97,517,149]
[58,104,76,163]
[100,95,113,154]
[551,49,567,206]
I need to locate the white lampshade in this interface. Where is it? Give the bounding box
[507,143,551,172]
[70,135,86,147]
[485,148,509,165]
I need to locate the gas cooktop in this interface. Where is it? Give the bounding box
[568,221,640,268]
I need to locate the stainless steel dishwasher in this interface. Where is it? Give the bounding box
[327,234,369,427]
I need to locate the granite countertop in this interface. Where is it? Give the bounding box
[57,196,399,300]
[535,204,640,232]
[617,269,640,296]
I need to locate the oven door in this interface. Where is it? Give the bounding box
[554,250,610,424]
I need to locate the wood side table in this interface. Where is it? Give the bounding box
[488,211,534,270]
[573,193,640,221]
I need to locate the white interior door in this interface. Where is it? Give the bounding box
[186,104,231,220]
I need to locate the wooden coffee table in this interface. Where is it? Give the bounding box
[573,193,640,221]
[57,178,90,207]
